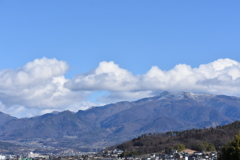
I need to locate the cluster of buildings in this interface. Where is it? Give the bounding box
[102,149,218,160]
[0,149,218,160]
[0,152,50,160]
[140,151,218,160]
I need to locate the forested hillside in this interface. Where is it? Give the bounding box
[110,121,240,154]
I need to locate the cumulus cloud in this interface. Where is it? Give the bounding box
[0,102,42,118]
[0,57,90,117]
[1,57,240,117]
[66,58,240,103]
[65,61,138,91]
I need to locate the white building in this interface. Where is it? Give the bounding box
[28,152,39,158]
[0,155,6,160]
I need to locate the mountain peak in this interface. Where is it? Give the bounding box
[156,91,217,102]
[159,91,171,96]
[51,111,60,115]
[157,91,187,100]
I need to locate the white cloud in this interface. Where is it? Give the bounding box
[0,58,67,89]
[1,58,240,117]
[0,57,90,117]
[143,58,240,95]
[66,58,240,103]
[65,101,99,112]
[65,61,138,91]
[0,102,40,118]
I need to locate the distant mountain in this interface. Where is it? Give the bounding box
[0,91,239,148]
[0,112,16,126]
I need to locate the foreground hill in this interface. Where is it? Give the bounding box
[110,121,240,154]
[0,91,239,148]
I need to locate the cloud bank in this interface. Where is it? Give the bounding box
[0,57,240,117]
[0,58,90,117]
[66,58,240,102]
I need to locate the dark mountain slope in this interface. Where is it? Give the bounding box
[138,116,185,133]
[100,93,231,139]
[204,95,240,120]
[0,112,16,126]
[0,91,239,147]
[76,101,135,127]
[4,111,95,139]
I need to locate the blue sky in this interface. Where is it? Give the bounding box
[0,1,240,117]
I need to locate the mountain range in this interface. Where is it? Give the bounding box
[0,91,239,148]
